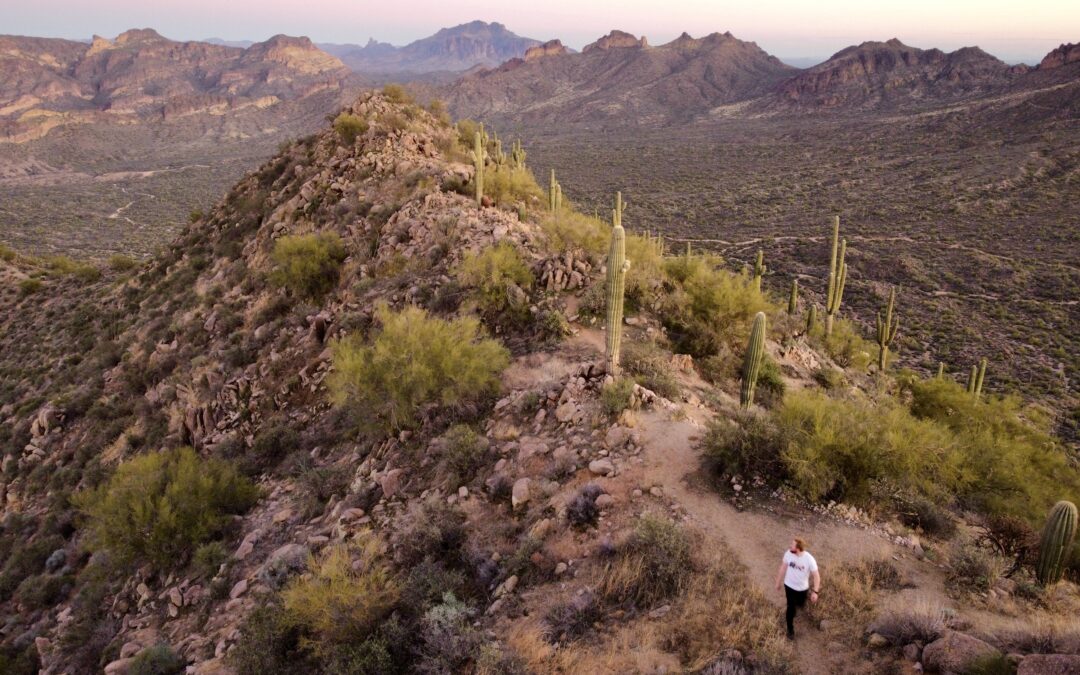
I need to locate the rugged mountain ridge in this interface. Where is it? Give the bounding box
[321,21,543,75]
[443,29,798,127]
[0,29,355,141]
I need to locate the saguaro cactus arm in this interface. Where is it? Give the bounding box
[471,130,486,207]
[752,250,767,292]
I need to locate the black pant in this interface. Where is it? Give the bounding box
[785,585,808,634]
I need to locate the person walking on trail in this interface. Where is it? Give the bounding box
[775,537,820,639]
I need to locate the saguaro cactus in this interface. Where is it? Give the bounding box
[876,287,899,371]
[471,130,486,208]
[740,312,767,409]
[788,279,799,314]
[1036,500,1078,586]
[548,169,562,219]
[752,250,766,292]
[805,305,817,335]
[967,358,987,397]
[936,362,945,379]
[824,216,848,337]
[511,139,526,169]
[605,192,631,375]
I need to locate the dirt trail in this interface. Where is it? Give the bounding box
[627,404,952,674]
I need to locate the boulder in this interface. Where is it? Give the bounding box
[589,459,615,476]
[259,543,310,589]
[1018,654,1080,675]
[511,478,531,509]
[922,631,1000,674]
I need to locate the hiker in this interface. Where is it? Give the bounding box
[775,537,820,639]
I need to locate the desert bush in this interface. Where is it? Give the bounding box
[777,390,960,504]
[18,278,42,296]
[623,232,666,311]
[382,83,412,104]
[390,498,466,568]
[813,366,847,390]
[400,558,467,617]
[269,232,347,300]
[0,533,63,600]
[540,210,608,256]
[282,539,399,657]
[622,341,679,399]
[230,599,310,674]
[544,590,602,643]
[14,572,69,609]
[867,600,947,646]
[436,424,490,486]
[129,644,185,675]
[108,255,139,272]
[566,484,604,530]
[333,113,369,145]
[994,615,1080,655]
[947,542,1004,592]
[327,304,510,432]
[966,654,1014,675]
[243,421,300,474]
[455,242,534,329]
[192,541,229,579]
[45,255,101,282]
[415,592,482,674]
[600,516,695,608]
[660,254,771,359]
[895,493,957,538]
[755,356,786,408]
[817,317,873,369]
[600,377,636,417]
[484,165,545,207]
[0,243,15,261]
[702,411,785,481]
[73,447,258,570]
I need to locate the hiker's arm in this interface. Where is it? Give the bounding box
[810,569,821,602]
[775,561,787,591]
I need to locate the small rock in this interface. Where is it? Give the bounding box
[554,562,568,575]
[104,658,135,675]
[650,486,664,498]
[379,469,405,498]
[229,579,248,599]
[493,575,519,599]
[44,549,66,573]
[512,478,531,509]
[902,643,921,662]
[595,494,615,509]
[119,642,142,659]
[589,459,615,476]
[867,633,890,649]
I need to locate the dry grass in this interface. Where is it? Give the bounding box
[815,558,910,643]
[867,599,947,647]
[992,614,1080,655]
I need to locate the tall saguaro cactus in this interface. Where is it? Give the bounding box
[805,305,817,335]
[471,131,487,208]
[1036,500,1078,586]
[548,169,562,220]
[511,139,526,170]
[605,192,631,375]
[752,250,767,292]
[788,279,799,314]
[876,287,899,371]
[740,312,767,409]
[824,216,848,337]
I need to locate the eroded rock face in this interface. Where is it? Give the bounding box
[524,40,569,62]
[1038,43,1080,70]
[922,631,1000,674]
[583,30,649,53]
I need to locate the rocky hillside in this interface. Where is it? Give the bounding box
[322,21,543,76]
[2,91,1080,675]
[0,29,356,142]
[441,30,797,127]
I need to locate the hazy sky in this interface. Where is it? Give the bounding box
[2,0,1077,64]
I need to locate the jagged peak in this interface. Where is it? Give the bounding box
[1038,42,1080,70]
[114,28,168,45]
[523,39,569,62]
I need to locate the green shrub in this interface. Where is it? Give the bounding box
[703,411,785,480]
[540,210,608,256]
[129,644,185,675]
[438,425,490,486]
[327,303,509,432]
[333,113,369,145]
[382,84,412,104]
[0,534,64,600]
[455,243,534,328]
[600,378,636,417]
[947,542,1003,593]
[193,541,229,579]
[818,317,873,370]
[483,165,545,207]
[660,254,771,359]
[755,356,786,408]
[269,232,347,300]
[14,572,69,609]
[108,255,139,272]
[0,243,16,261]
[73,447,259,570]
[282,540,399,657]
[813,366,846,390]
[18,278,42,296]
[600,516,695,608]
[229,599,310,674]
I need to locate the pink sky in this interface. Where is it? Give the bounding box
[2,0,1077,63]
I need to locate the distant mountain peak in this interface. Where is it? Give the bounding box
[1038,42,1080,70]
[115,28,168,45]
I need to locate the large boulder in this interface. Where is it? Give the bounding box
[259,543,310,589]
[1018,654,1080,675]
[922,631,1000,674]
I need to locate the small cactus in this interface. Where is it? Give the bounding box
[788,279,799,314]
[805,305,817,335]
[471,130,487,208]
[605,192,631,375]
[875,287,899,371]
[936,362,944,379]
[1036,500,1078,586]
[740,312,767,409]
[824,216,848,337]
[548,169,560,216]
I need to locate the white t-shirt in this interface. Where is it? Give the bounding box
[782,550,818,591]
